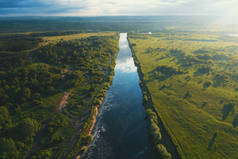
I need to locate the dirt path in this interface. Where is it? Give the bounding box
[88,106,99,135]
[58,55,115,159]
[56,92,70,112]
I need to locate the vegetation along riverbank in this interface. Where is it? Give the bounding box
[0,31,119,159]
[128,36,180,159]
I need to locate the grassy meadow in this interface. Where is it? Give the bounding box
[128,32,238,159]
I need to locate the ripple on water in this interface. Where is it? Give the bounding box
[83,33,155,159]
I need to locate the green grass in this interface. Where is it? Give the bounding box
[129,32,238,159]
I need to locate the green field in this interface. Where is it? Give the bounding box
[128,32,238,159]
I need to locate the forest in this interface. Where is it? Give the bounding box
[1,16,238,34]
[0,31,119,159]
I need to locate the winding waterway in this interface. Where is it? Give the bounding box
[83,33,155,159]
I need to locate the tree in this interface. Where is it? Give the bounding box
[23,88,31,99]
[0,106,12,132]
[32,150,52,159]
[16,118,39,139]
[0,138,19,159]
[154,144,172,159]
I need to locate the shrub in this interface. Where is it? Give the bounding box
[81,135,93,146]
[146,109,158,124]
[154,144,172,159]
[32,150,52,159]
[80,146,87,153]
[146,109,163,145]
[0,138,19,159]
[0,106,12,132]
[16,118,40,139]
[152,129,162,145]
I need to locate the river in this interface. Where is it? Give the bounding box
[83,33,155,159]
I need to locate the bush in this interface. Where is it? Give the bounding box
[0,138,19,159]
[16,118,40,139]
[81,135,93,146]
[80,146,87,153]
[32,150,52,159]
[0,106,12,132]
[151,130,162,146]
[146,109,163,145]
[146,109,158,124]
[154,144,172,159]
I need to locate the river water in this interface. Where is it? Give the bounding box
[83,33,155,159]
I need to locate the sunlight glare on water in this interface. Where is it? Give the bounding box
[115,33,137,73]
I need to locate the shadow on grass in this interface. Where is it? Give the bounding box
[222,103,235,121]
[232,114,238,127]
[201,102,207,108]
[184,91,191,99]
[148,65,184,82]
[208,133,217,151]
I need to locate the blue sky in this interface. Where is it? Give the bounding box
[0,0,237,17]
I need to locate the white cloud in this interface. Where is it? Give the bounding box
[1,0,238,17]
[52,0,195,16]
[58,0,234,16]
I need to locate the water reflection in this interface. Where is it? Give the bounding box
[115,33,137,73]
[83,33,154,159]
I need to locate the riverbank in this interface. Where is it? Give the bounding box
[56,92,71,112]
[128,37,181,159]
[82,33,156,159]
[70,36,119,159]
